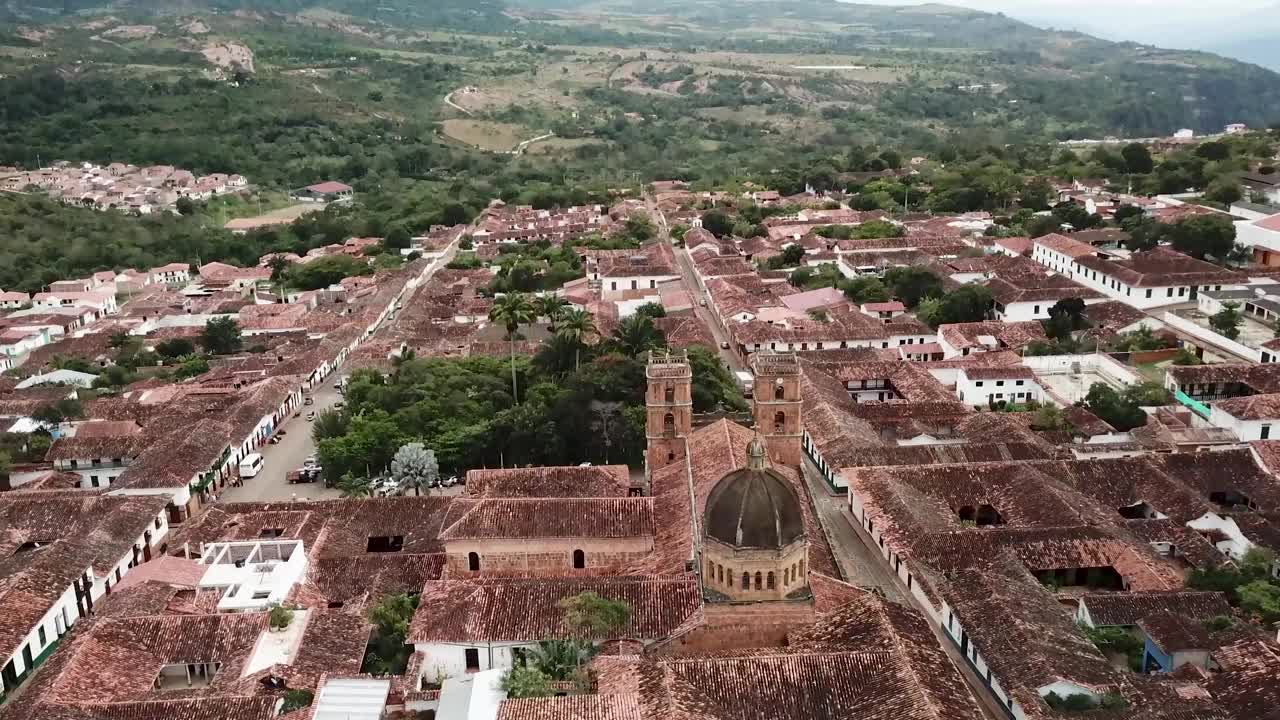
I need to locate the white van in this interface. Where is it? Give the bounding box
[734,370,754,397]
[238,453,265,479]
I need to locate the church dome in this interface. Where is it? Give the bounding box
[704,463,804,550]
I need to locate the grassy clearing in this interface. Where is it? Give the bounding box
[440,119,529,152]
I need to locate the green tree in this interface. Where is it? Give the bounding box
[609,315,667,357]
[268,254,292,283]
[268,604,295,631]
[288,255,372,290]
[1210,302,1243,340]
[1168,216,1237,260]
[633,302,666,319]
[155,337,195,359]
[501,664,555,698]
[528,640,587,681]
[364,593,420,675]
[1020,178,1054,211]
[1083,382,1147,431]
[32,397,83,427]
[108,331,132,350]
[385,224,412,250]
[1205,179,1243,205]
[622,214,656,242]
[929,285,993,327]
[1238,580,1280,623]
[774,244,805,267]
[556,308,597,371]
[536,294,570,328]
[1121,143,1154,174]
[688,346,747,412]
[883,266,944,308]
[176,196,196,216]
[175,356,210,379]
[1195,141,1231,161]
[700,210,734,238]
[281,689,314,713]
[200,316,243,355]
[854,219,905,239]
[489,292,536,402]
[1031,405,1072,432]
[337,473,373,498]
[841,276,890,304]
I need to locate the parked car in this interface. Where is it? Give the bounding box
[441,475,459,487]
[333,401,344,410]
[304,397,314,406]
[371,476,401,496]
[306,412,316,421]
[268,436,281,445]
[304,456,317,468]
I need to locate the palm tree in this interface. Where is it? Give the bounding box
[390,442,439,497]
[489,292,535,402]
[537,295,570,329]
[337,473,372,498]
[555,308,597,370]
[610,315,666,357]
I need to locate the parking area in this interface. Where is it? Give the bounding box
[219,377,344,502]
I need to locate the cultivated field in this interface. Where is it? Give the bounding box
[440,119,532,152]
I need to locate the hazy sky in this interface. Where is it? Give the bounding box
[862,0,1276,46]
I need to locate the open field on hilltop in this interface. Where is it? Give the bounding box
[522,137,609,156]
[440,119,531,152]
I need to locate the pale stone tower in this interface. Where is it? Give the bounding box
[751,351,802,467]
[646,350,693,472]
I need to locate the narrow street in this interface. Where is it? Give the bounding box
[218,231,464,504]
[643,189,744,372]
[801,458,1012,720]
[218,377,343,503]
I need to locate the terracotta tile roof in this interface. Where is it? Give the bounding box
[960,366,1037,380]
[172,497,458,559]
[1207,641,1280,720]
[1212,392,1280,421]
[497,696,643,720]
[1082,300,1149,333]
[439,497,655,540]
[407,575,702,643]
[28,697,279,720]
[39,613,268,704]
[301,554,444,611]
[1081,591,1231,627]
[1074,247,1243,288]
[939,320,1047,351]
[465,465,632,498]
[1034,232,1095,259]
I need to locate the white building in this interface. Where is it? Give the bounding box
[196,539,307,612]
[955,367,1046,408]
[1032,235,1243,309]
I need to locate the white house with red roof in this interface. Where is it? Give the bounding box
[955,366,1046,408]
[1032,235,1244,309]
[1236,214,1280,268]
[293,180,353,203]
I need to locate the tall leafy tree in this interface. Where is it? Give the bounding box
[489,292,536,402]
[200,316,243,355]
[536,295,570,328]
[555,308,597,370]
[609,315,667,357]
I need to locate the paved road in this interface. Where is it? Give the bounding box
[800,457,1010,720]
[800,457,904,602]
[219,232,465,503]
[642,191,745,373]
[220,378,344,502]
